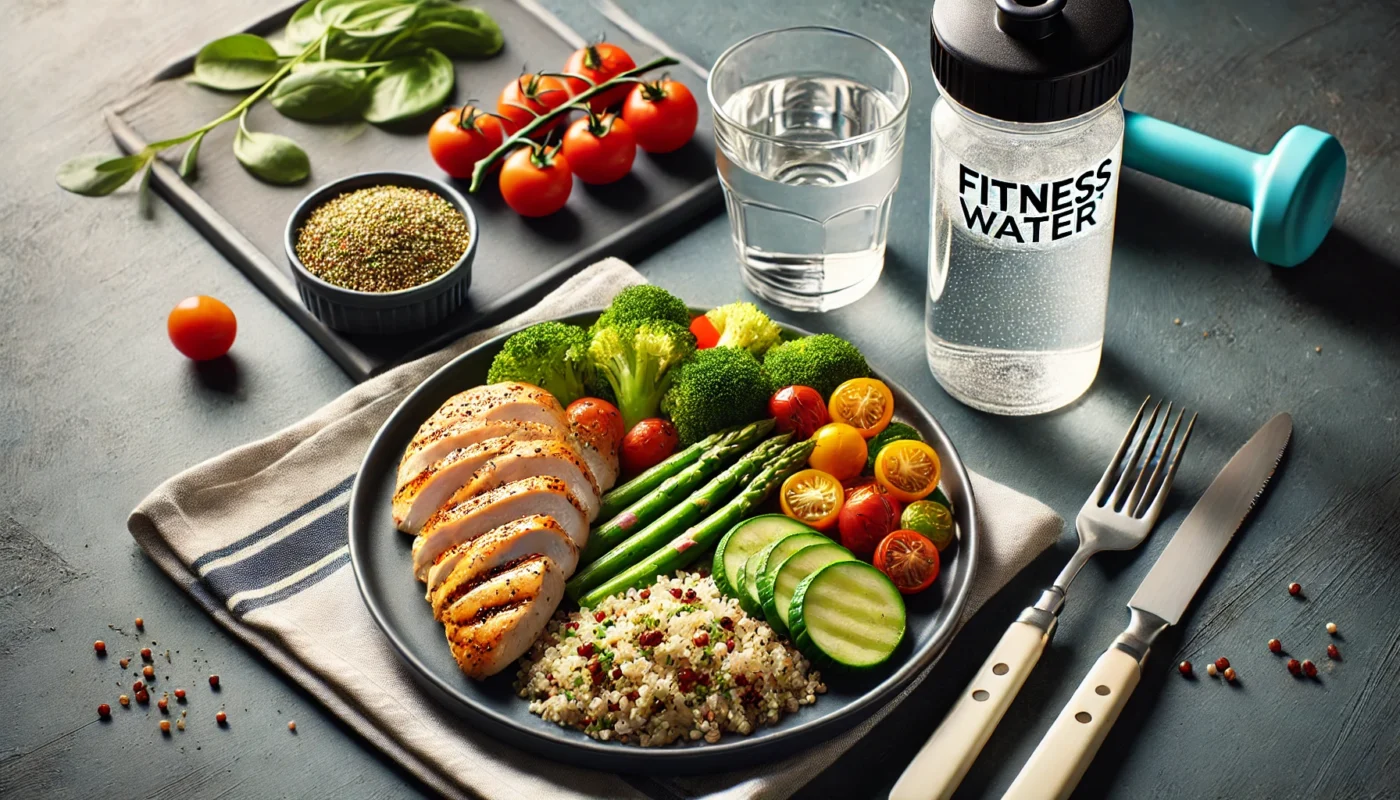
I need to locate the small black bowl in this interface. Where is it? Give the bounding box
[285,171,478,336]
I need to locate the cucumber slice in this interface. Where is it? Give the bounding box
[750,532,829,626]
[788,560,906,669]
[758,542,855,635]
[712,514,813,599]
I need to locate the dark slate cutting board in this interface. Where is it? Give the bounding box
[107,0,720,381]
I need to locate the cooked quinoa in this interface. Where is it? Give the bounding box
[516,570,826,746]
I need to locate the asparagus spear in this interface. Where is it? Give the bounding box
[568,433,792,600]
[581,420,775,564]
[597,430,725,524]
[577,439,816,607]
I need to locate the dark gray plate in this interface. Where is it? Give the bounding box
[348,311,980,773]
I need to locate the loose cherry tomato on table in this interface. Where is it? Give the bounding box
[620,418,678,475]
[873,530,940,594]
[769,385,830,439]
[499,145,573,217]
[566,397,625,445]
[497,73,571,136]
[167,295,236,361]
[427,106,505,179]
[806,422,867,481]
[622,78,699,154]
[562,113,636,185]
[874,440,942,503]
[690,315,720,349]
[838,485,902,560]
[828,377,894,439]
[779,469,844,532]
[562,42,637,111]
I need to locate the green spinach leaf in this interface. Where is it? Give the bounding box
[411,7,503,58]
[362,48,454,124]
[179,130,207,180]
[192,34,282,91]
[55,153,149,196]
[270,69,366,121]
[233,117,311,184]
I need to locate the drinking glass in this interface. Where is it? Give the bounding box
[708,27,910,312]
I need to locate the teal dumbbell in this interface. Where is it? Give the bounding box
[1123,111,1346,267]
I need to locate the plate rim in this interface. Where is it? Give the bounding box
[347,310,980,771]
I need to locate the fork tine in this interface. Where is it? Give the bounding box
[1124,402,1173,514]
[1109,399,1163,509]
[1092,397,1151,504]
[1138,412,1197,521]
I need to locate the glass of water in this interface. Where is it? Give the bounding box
[708,27,910,312]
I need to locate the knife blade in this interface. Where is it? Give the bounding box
[1127,411,1292,625]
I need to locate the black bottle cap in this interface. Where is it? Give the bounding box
[930,0,1133,123]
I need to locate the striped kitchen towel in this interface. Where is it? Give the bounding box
[128,257,1062,800]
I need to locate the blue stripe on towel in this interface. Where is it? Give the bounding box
[204,503,350,602]
[191,474,355,572]
[231,550,352,616]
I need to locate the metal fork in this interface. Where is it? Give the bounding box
[890,398,1195,800]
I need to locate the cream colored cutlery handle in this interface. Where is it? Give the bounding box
[889,621,1049,800]
[1001,647,1142,800]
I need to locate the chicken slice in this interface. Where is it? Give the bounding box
[397,419,562,492]
[427,516,578,614]
[406,383,565,456]
[568,431,619,492]
[444,439,601,521]
[440,554,563,679]
[412,476,587,581]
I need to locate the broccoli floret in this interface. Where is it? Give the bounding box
[762,333,870,398]
[588,320,696,428]
[486,321,590,405]
[704,301,782,356]
[592,285,691,332]
[661,347,771,445]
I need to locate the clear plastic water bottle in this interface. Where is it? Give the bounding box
[925,0,1133,415]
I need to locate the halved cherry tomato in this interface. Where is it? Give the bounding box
[566,397,625,445]
[620,418,678,475]
[838,485,902,560]
[873,530,940,594]
[874,440,942,503]
[828,377,894,439]
[499,145,572,217]
[690,314,720,349]
[621,78,698,154]
[807,422,867,481]
[562,42,637,111]
[427,106,505,179]
[561,113,636,185]
[770,386,830,439]
[497,73,571,136]
[779,469,844,532]
[167,295,236,361]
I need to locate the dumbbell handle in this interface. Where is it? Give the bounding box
[1124,110,1259,208]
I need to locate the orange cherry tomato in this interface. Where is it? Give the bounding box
[779,469,844,532]
[827,377,894,439]
[499,146,572,217]
[690,314,720,349]
[561,114,636,185]
[497,73,571,137]
[873,530,940,594]
[838,485,902,560]
[620,418,678,475]
[874,440,942,503]
[770,385,830,440]
[566,397,625,445]
[167,295,236,361]
[621,78,698,154]
[562,42,637,111]
[427,106,505,179]
[807,423,867,481]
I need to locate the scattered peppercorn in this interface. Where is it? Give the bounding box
[1178,661,1192,676]
[216,710,228,724]
[140,647,152,661]
[132,680,145,693]
[143,665,155,680]
[288,720,296,732]
[1327,644,1340,660]
[693,632,709,647]
[160,719,171,734]
[1288,582,1302,596]
[119,657,130,669]
[1215,657,1230,671]
[135,617,144,630]
[119,694,130,707]
[174,688,186,701]
[1287,658,1301,675]
[1268,639,1282,653]
[136,690,150,704]
[158,695,169,712]
[1223,667,1237,682]
[209,674,220,688]
[98,703,111,718]
[1326,622,1338,635]
[1206,663,1218,677]
[94,640,106,655]
[1302,659,1318,677]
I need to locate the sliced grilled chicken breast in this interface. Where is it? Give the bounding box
[568,432,619,492]
[412,476,588,581]
[427,516,578,613]
[440,555,564,679]
[394,436,519,534]
[397,418,562,492]
[445,440,601,521]
[407,383,565,456]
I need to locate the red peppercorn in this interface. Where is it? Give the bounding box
[143,665,155,680]
[159,719,171,734]
[174,688,186,701]
[119,694,130,707]
[1288,582,1302,596]
[133,680,145,693]
[1327,644,1340,660]
[157,696,168,712]
[693,632,709,647]
[134,617,144,629]
[639,589,651,599]
[1214,657,1230,671]
[670,588,683,599]
[216,710,228,724]
[577,643,595,658]
[288,720,296,732]
[141,647,153,661]
[1302,659,1318,677]
[594,611,606,622]
[1178,661,1192,676]
[719,616,734,631]
[94,640,107,655]
[1287,658,1302,675]
[135,690,150,704]
[1268,638,1282,653]
[119,657,130,669]
[98,703,111,718]
[1223,667,1237,682]
[209,674,220,688]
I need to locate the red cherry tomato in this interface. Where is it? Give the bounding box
[561,114,636,185]
[567,397,625,445]
[838,485,903,560]
[621,78,698,153]
[499,146,573,217]
[167,295,236,361]
[497,73,571,137]
[620,418,679,475]
[562,42,637,111]
[769,385,830,439]
[690,314,720,349]
[427,106,505,179]
[873,530,941,594]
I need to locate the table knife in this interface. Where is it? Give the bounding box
[1002,412,1292,800]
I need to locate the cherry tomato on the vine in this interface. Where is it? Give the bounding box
[770,385,830,439]
[561,113,636,185]
[497,73,571,136]
[620,418,678,475]
[499,145,573,217]
[690,314,720,349]
[167,295,236,361]
[567,397,625,446]
[622,78,698,153]
[563,42,637,111]
[427,106,505,179]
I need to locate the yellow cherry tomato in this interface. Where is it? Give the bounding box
[808,422,868,481]
[827,377,895,439]
[779,469,844,531]
[874,440,942,503]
